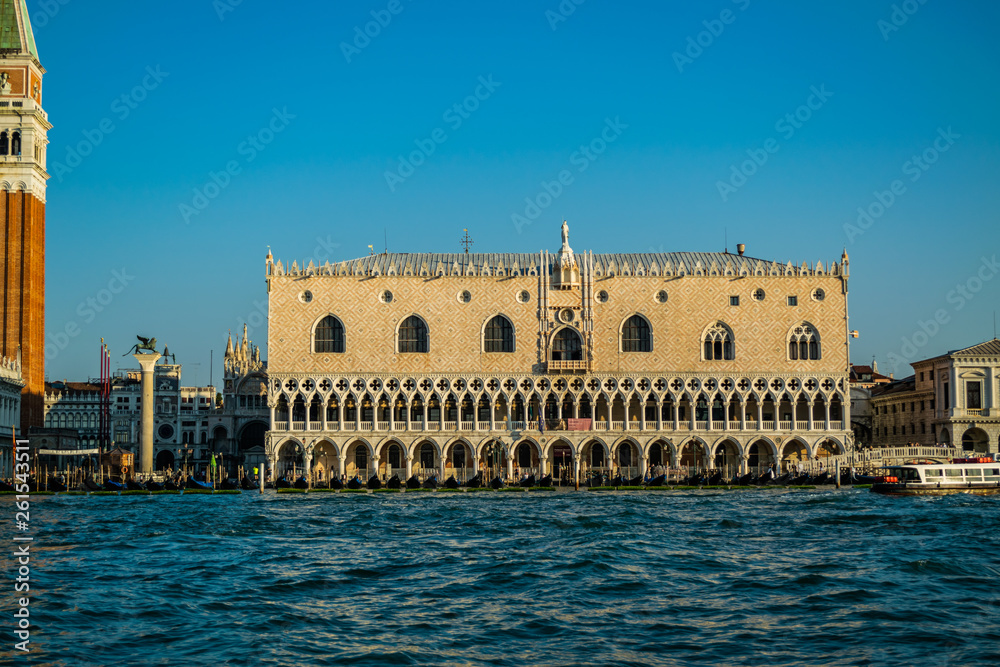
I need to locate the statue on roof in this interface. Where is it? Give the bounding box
[561,220,570,248]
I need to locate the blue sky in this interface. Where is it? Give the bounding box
[36,0,1000,383]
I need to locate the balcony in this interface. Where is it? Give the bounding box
[547,359,588,372]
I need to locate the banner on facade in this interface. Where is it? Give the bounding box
[566,419,592,431]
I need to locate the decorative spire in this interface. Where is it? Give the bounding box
[225,330,233,357]
[0,1,40,64]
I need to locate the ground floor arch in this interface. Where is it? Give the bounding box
[713,439,741,478]
[779,438,809,473]
[962,427,990,453]
[156,449,175,471]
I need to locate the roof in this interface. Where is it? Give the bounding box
[270,250,846,279]
[46,381,102,394]
[949,338,1000,356]
[871,376,916,399]
[0,1,38,61]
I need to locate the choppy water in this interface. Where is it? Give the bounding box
[4,489,1000,666]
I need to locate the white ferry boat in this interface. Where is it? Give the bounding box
[870,458,1000,496]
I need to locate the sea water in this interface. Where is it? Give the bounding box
[5,489,1000,666]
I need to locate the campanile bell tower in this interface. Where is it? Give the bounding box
[0,1,49,431]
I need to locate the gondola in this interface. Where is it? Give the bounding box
[346,477,363,490]
[789,474,809,486]
[386,474,402,489]
[405,475,421,489]
[366,475,382,490]
[146,479,164,492]
[103,479,126,492]
[444,476,460,489]
[810,472,830,485]
[736,473,756,486]
[163,479,180,491]
[221,478,241,490]
[422,476,438,490]
[627,475,643,486]
[537,474,552,487]
[518,474,535,488]
[586,474,605,487]
[646,474,666,487]
[240,477,257,491]
[684,473,706,486]
[186,478,213,491]
[47,477,68,492]
[126,478,145,491]
[294,476,309,490]
[0,480,15,492]
[707,471,723,485]
[275,476,291,489]
[610,475,624,487]
[775,472,793,485]
[463,472,483,488]
[329,477,344,490]
[489,476,503,490]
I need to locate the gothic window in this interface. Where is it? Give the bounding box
[314,315,345,353]
[11,131,20,156]
[484,315,515,353]
[551,327,583,361]
[788,323,821,360]
[703,322,735,361]
[621,315,652,352]
[398,315,429,353]
[0,131,7,155]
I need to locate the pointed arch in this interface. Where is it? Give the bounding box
[787,322,821,360]
[551,326,583,361]
[483,314,515,353]
[313,314,345,354]
[397,315,429,353]
[702,321,735,361]
[621,314,653,353]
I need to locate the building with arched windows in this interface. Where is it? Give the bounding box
[264,223,852,484]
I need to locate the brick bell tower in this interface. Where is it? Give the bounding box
[0,1,49,431]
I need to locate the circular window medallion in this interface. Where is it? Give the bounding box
[559,308,575,323]
[752,288,766,302]
[517,290,530,303]
[812,288,825,302]
[157,424,174,440]
[596,290,609,303]
[458,290,472,303]
[655,290,668,303]
[379,290,393,304]
[299,290,313,303]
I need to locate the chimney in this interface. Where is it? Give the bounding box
[737,244,745,256]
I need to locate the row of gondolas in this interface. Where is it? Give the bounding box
[268,468,875,490]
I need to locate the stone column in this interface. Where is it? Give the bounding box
[338,455,346,480]
[405,455,413,480]
[825,401,831,430]
[673,402,680,431]
[807,401,814,431]
[134,353,161,475]
[506,448,514,479]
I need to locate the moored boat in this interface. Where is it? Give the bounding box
[871,459,1000,496]
[366,475,382,490]
[185,478,212,491]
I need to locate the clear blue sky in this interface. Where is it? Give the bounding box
[36,0,1000,384]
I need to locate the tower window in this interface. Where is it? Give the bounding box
[314,315,345,353]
